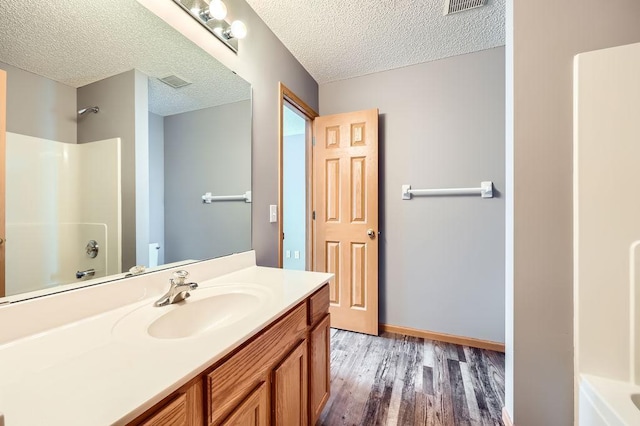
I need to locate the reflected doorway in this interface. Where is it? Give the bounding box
[282,104,307,270]
[278,83,318,270]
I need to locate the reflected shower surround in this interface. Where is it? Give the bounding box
[5,133,122,296]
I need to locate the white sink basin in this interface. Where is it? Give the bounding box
[148,292,261,339]
[113,284,271,341]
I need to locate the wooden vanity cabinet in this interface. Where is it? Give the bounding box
[134,378,204,426]
[308,285,330,425]
[129,284,330,426]
[207,302,308,425]
[139,394,187,426]
[273,340,308,425]
[309,314,330,425]
[219,382,269,426]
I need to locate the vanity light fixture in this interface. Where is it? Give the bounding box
[173,0,247,54]
[225,20,247,39]
[200,0,227,20]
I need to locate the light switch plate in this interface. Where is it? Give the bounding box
[269,205,278,223]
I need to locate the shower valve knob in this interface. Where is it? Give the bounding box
[85,240,99,258]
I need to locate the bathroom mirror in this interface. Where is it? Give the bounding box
[0,0,252,302]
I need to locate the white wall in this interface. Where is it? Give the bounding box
[506,1,640,424]
[320,47,505,343]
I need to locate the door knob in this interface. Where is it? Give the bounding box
[0,237,4,245]
[367,229,376,238]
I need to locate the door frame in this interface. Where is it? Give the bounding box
[0,70,6,297]
[277,83,318,269]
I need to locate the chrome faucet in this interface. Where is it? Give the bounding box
[154,270,198,307]
[76,269,95,279]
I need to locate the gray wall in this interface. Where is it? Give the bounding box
[506,1,640,424]
[320,47,505,343]
[0,61,76,143]
[140,0,319,267]
[77,69,148,270]
[148,112,165,265]
[134,71,150,267]
[164,100,251,262]
[233,3,318,267]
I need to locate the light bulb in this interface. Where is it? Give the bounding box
[208,0,227,20]
[230,20,247,39]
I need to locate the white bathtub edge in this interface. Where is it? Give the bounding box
[580,374,640,425]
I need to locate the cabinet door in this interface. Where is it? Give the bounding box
[220,382,269,426]
[132,380,202,426]
[309,314,330,424]
[140,394,187,426]
[273,340,308,426]
[207,304,307,426]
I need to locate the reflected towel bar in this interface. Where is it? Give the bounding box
[202,191,252,203]
[401,182,493,199]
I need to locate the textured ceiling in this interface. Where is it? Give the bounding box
[245,0,505,84]
[0,0,250,116]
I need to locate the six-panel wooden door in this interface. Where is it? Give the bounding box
[313,108,379,335]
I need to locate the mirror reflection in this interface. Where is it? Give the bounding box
[0,0,252,301]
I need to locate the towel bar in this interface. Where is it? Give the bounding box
[401,182,493,199]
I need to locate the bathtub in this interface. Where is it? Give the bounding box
[580,375,640,425]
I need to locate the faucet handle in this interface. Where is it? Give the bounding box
[171,270,189,285]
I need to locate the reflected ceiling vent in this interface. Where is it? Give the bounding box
[443,0,486,15]
[158,74,192,89]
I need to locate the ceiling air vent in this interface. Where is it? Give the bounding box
[443,0,486,15]
[158,74,192,89]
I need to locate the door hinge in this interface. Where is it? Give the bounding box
[312,136,316,147]
[312,211,316,220]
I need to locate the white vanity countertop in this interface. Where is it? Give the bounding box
[0,255,332,425]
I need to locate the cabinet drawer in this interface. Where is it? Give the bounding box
[308,284,329,326]
[207,303,308,425]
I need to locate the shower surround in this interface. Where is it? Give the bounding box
[574,42,640,424]
[5,133,121,296]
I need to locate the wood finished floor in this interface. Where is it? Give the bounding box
[318,329,505,426]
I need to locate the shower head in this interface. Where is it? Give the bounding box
[78,106,99,115]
